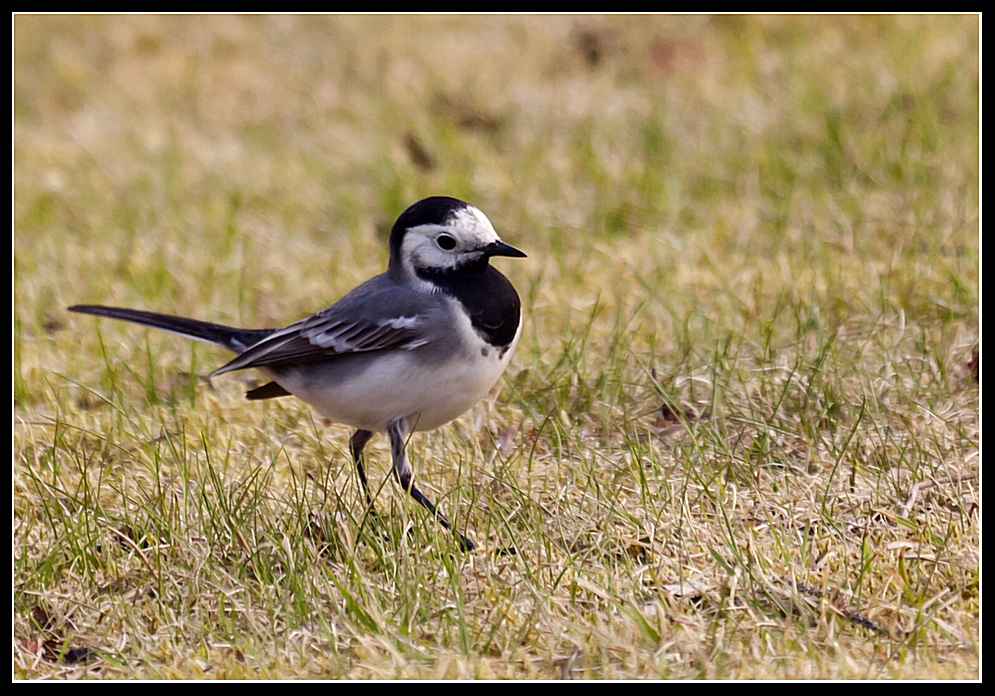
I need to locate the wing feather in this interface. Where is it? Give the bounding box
[210,302,432,377]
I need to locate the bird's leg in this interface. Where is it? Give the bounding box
[387,418,475,551]
[349,428,392,544]
[349,429,376,509]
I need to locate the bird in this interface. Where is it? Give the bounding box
[69,196,526,551]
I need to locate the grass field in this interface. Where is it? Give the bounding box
[14,15,979,679]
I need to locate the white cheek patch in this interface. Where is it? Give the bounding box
[402,232,457,272]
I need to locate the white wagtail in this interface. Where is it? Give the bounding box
[69,196,526,551]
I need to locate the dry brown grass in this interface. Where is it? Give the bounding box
[15,15,978,679]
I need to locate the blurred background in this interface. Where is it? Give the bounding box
[15,16,978,368]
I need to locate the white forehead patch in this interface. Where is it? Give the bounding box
[448,205,500,247]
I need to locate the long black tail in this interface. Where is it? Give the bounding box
[67,305,276,355]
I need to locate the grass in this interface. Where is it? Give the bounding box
[14,15,979,679]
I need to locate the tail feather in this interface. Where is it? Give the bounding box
[67,304,275,355]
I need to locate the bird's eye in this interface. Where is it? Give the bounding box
[437,234,456,250]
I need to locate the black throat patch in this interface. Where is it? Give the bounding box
[417,262,521,352]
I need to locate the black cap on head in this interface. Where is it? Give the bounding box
[388,196,469,263]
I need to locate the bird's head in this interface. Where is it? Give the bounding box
[388,197,525,287]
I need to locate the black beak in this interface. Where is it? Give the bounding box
[482,240,527,258]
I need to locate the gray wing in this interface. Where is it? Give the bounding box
[209,273,440,377]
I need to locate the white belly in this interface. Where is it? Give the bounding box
[272,313,521,433]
